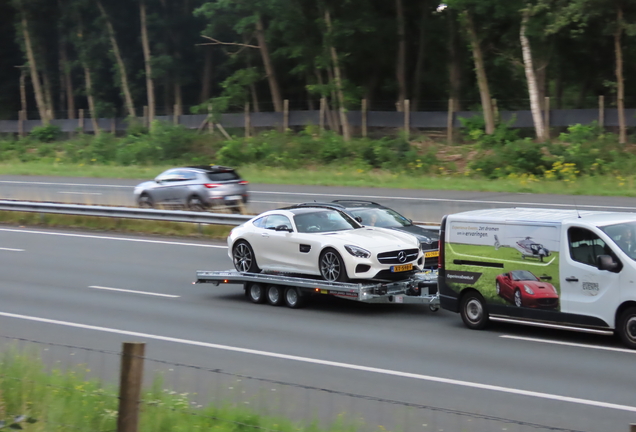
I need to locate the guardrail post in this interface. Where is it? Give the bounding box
[117,342,145,432]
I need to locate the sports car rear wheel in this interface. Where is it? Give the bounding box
[233,241,260,273]
[319,249,348,282]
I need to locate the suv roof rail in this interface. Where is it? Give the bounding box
[331,199,380,206]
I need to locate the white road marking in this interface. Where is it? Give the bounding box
[0,311,635,413]
[252,190,636,211]
[0,228,227,248]
[58,192,102,195]
[0,180,131,188]
[0,247,24,252]
[501,335,635,353]
[88,286,179,298]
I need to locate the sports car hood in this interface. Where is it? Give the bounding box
[523,281,558,297]
[322,227,419,251]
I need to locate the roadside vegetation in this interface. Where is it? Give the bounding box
[0,349,362,432]
[1,121,636,197]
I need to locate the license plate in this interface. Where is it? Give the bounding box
[225,195,241,201]
[425,251,440,258]
[391,263,413,272]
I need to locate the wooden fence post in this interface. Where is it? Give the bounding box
[544,96,550,136]
[244,103,251,138]
[283,99,289,131]
[207,104,214,134]
[143,106,149,129]
[78,109,85,134]
[447,98,455,146]
[173,104,179,126]
[18,110,25,138]
[361,98,368,138]
[111,118,116,134]
[117,342,145,432]
[491,98,499,124]
[599,95,605,129]
[403,99,410,140]
[319,98,325,133]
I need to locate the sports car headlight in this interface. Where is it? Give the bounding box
[345,245,371,258]
[523,285,535,295]
[551,285,558,294]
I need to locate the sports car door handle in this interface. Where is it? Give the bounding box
[261,233,269,238]
[565,277,579,282]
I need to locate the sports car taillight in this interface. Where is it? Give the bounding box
[204,183,221,188]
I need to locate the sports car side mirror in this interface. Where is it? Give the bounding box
[539,275,552,281]
[354,216,363,223]
[275,224,293,232]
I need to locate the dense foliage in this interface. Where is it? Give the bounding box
[2,0,635,123]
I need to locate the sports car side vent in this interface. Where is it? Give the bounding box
[299,244,311,253]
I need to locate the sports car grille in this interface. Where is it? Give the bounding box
[377,248,419,264]
[537,298,559,307]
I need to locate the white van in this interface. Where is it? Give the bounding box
[439,208,636,349]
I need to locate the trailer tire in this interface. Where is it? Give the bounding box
[617,307,636,349]
[284,287,307,309]
[460,291,489,330]
[247,283,266,304]
[266,285,285,306]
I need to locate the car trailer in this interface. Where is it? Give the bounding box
[194,270,440,310]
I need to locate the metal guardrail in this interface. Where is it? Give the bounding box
[0,200,252,225]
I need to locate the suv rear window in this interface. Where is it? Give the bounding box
[206,171,240,181]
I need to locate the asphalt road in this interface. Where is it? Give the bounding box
[0,226,635,432]
[2,175,636,222]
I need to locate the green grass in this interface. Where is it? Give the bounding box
[0,349,368,432]
[1,160,636,197]
[0,211,234,240]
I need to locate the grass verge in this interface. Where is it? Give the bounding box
[1,161,635,197]
[0,211,234,240]
[0,349,363,432]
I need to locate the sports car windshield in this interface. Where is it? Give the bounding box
[294,210,359,233]
[349,208,411,228]
[510,270,539,281]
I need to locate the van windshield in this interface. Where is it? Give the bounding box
[600,222,636,260]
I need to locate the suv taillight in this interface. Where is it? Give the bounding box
[204,183,221,188]
[239,180,249,185]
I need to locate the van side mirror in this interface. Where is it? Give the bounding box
[597,255,618,271]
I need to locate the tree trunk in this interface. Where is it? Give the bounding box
[412,3,428,111]
[21,15,49,124]
[324,9,351,141]
[255,14,283,112]
[316,68,337,131]
[43,71,55,119]
[59,38,75,119]
[615,4,626,144]
[97,0,136,118]
[448,10,462,111]
[84,66,101,136]
[520,9,545,141]
[465,10,494,134]
[140,0,155,126]
[201,46,212,103]
[395,0,407,111]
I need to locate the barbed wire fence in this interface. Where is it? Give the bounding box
[0,334,615,432]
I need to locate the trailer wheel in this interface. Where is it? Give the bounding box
[247,283,266,304]
[266,285,285,306]
[460,291,489,330]
[617,307,636,349]
[284,287,307,309]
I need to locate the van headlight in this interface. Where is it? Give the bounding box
[345,245,371,258]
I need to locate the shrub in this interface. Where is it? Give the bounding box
[29,124,61,142]
[459,115,520,147]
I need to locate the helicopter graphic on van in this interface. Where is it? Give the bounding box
[516,237,551,262]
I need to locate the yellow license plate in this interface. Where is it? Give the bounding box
[391,263,413,272]
[425,251,440,258]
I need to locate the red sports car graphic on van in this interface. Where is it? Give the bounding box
[495,270,559,309]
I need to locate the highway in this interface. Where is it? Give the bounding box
[1,225,635,432]
[2,175,636,222]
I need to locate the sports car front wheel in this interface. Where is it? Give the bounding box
[319,249,348,282]
[233,241,261,273]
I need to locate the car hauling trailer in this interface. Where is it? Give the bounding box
[195,270,440,310]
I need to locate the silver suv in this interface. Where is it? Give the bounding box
[134,165,249,211]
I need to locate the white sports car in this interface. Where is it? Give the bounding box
[227,204,424,282]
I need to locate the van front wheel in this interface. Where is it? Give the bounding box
[618,307,636,349]
[460,291,489,330]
